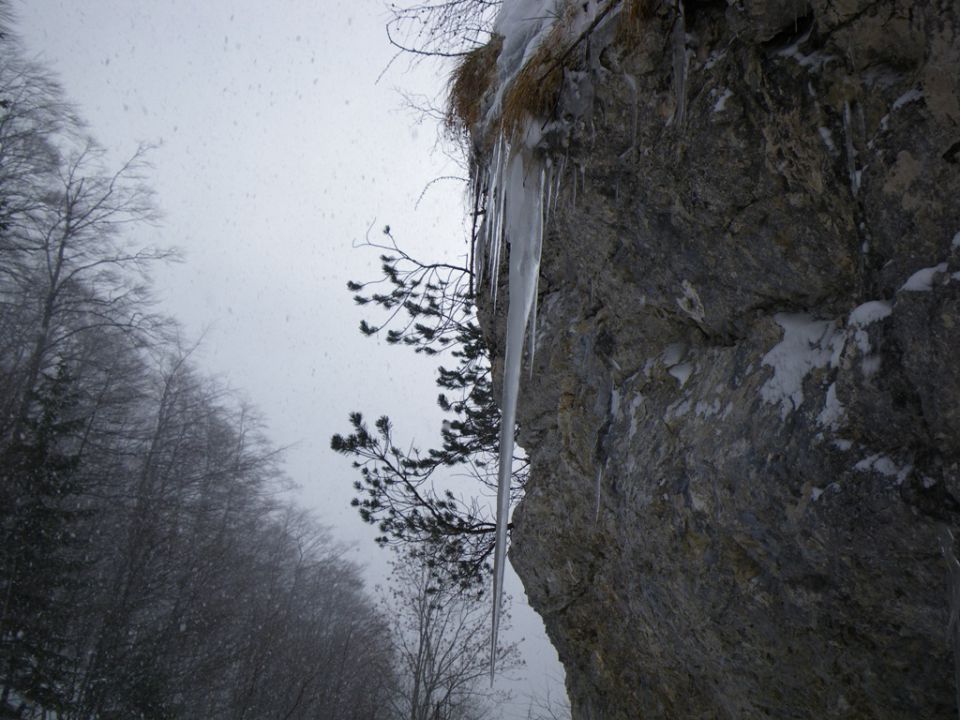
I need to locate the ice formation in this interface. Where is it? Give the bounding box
[481,2,558,681]
[478,0,638,681]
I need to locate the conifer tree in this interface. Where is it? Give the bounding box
[332,228,526,589]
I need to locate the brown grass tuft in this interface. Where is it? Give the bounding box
[448,0,661,147]
[446,35,503,136]
[616,0,660,48]
[499,38,566,141]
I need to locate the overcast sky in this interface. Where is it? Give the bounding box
[16,0,564,715]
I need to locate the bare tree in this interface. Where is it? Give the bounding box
[386,552,521,720]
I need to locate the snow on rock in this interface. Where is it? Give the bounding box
[491,0,563,117]
[848,300,892,327]
[818,126,837,155]
[712,88,733,113]
[847,300,892,373]
[817,382,844,430]
[899,262,948,292]
[952,231,960,249]
[892,88,923,111]
[669,362,694,388]
[761,314,844,419]
[854,453,912,484]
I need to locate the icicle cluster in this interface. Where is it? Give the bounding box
[478,0,605,683]
[480,132,563,683]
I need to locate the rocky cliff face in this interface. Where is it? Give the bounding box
[483,1,960,717]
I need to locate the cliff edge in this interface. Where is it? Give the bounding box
[479,1,960,717]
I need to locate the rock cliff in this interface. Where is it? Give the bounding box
[481,1,960,717]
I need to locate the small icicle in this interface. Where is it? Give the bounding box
[842,100,860,196]
[528,165,546,374]
[594,466,603,522]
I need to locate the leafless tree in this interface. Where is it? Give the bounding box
[386,552,521,720]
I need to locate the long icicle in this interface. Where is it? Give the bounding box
[490,145,545,683]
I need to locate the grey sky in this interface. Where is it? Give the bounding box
[16,0,564,715]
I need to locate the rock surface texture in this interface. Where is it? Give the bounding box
[482,1,960,717]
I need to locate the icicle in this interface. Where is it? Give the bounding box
[551,155,567,213]
[671,1,688,128]
[594,466,603,522]
[527,164,547,373]
[842,100,860,196]
[490,144,546,684]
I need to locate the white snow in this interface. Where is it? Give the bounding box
[952,231,960,249]
[669,362,694,387]
[818,127,837,154]
[848,300,892,327]
[661,343,686,367]
[892,88,923,111]
[848,300,891,369]
[713,88,733,113]
[677,279,705,323]
[854,453,912,484]
[817,382,844,430]
[760,314,844,419]
[899,263,948,292]
[811,487,824,502]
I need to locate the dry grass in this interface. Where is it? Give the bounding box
[447,0,661,146]
[499,33,569,141]
[446,35,503,136]
[616,0,659,46]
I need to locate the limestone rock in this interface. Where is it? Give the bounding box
[481,1,960,717]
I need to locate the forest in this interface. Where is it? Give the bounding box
[0,9,523,720]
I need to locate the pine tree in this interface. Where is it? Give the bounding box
[332,228,526,589]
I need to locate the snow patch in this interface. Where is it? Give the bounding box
[817,382,844,430]
[899,263,948,292]
[848,300,892,327]
[761,314,843,419]
[676,279,705,323]
[892,88,923,111]
[952,231,960,249]
[669,362,694,388]
[713,88,733,113]
[854,453,912,484]
[661,343,686,367]
[847,300,891,372]
[818,127,837,154]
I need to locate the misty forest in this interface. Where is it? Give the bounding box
[0,3,533,718]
